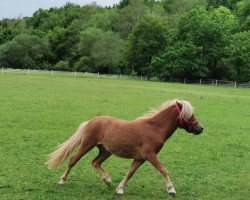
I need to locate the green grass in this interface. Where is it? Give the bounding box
[0,73,249,200]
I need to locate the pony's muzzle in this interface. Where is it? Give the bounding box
[193,125,203,135]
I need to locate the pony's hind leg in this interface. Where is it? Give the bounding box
[59,139,96,185]
[92,144,112,186]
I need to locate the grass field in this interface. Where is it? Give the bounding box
[0,73,249,200]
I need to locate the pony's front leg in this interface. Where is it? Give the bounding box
[146,154,176,196]
[116,159,145,195]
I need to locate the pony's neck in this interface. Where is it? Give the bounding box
[148,105,179,141]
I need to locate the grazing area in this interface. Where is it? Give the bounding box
[0,73,249,200]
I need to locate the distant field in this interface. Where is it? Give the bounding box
[0,73,249,200]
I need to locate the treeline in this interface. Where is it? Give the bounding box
[0,0,249,82]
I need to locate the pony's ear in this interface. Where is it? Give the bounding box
[176,101,182,110]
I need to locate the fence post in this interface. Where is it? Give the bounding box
[234,82,237,88]
[215,80,218,86]
[51,69,54,77]
[141,75,142,80]
[1,67,3,75]
[199,79,202,84]
[184,78,186,84]
[74,71,76,77]
[27,68,29,75]
[97,72,99,78]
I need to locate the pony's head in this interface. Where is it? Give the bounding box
[176,100,203,135]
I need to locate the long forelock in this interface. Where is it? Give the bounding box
[177,100,194,119]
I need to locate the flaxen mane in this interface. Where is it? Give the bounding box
[137,99,194,120]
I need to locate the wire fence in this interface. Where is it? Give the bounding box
[1,68,250,88]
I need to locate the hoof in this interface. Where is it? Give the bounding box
[168,187,176,197]
[103,177,112,187]
[116,187,124,195]
[58,179,65,185]
[168,192,176,197]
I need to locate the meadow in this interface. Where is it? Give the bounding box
[0,73,249,200]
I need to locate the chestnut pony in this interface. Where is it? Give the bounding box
[46,99,203,196]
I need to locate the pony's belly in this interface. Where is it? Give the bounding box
[111,151,142,159]
[103,144,143,159]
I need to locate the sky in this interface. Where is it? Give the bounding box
[0,0,120,19]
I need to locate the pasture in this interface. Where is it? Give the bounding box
[0,73,249,200]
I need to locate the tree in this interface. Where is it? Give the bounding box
[236,0,250,31]
[161,0,207,26]
[86,9,119,31]
[26,8,50,29]
[73,27,103,72]
[150,41,208,80]
[223,31,250,82]
[26,4,82,31]
[117,0,130,9]
[174,7,237,78]
[78,27,103,57]
[116,0,149,39]
[46,26,66,62]
[206,0,242,10]
[54,60,70,71]
[0,19,32,45]
[61,3,82,27]
[91,31,124,74]
[0,0,247,80]
[56,19,84,65]
[0,34,50,69]
[151,7,238,80]
[124,15,168,76]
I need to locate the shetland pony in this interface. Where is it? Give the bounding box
[46,99,203,196]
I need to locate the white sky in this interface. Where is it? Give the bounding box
[0,0,120,19]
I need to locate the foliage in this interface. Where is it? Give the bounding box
[236,0,250,31]
[73,56,94,72]
[75,27,103,72]
[46,26,66,62]
[160,7,237,79]
[117,0,130,9]
[54,60,70,71]
[116,0,149,39]
[150,41,208,80]
[223,31,250,82]
[0,34,50,69]
[78,27,103,57]
[0,19,31,45]
[152,7,238,80]
[161,0,207,26]
[206,0,242,10]
[91,31,124,74]
[124,15,168,76]
[57,19,84,64]
[0,1,249,81]
[85,9,118,31]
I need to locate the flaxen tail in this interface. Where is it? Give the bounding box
[45,121,89,169]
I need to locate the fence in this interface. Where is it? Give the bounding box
[1,68,250,88]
